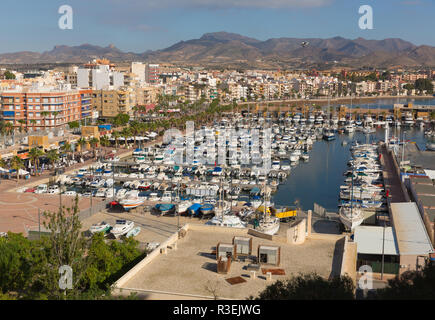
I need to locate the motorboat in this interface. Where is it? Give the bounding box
[119,190,145,211]
[111,220,135,238]
[206,215,247,228]
[126,227,141,238]
[89,221,112,234]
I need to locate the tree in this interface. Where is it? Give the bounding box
[88,137,100,158]
[253,273,355,300]
[10,156,24,182]
[46,149,60,170]
[29,147,44,176]
[39,196,90,299]
[375,264,435,300]
[415,79,434,94]
[3,71,15,80]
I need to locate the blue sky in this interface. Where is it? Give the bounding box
[1,0,434,53]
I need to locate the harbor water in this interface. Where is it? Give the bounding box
[273,126,429,212]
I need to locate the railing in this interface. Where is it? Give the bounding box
[78,198,112,221]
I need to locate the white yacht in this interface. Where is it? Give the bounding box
[206,215,247,229]
[111,220,135,238]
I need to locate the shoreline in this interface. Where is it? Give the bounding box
[239,95,435,110]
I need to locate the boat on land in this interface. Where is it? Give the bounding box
[89,221,112,234]
[111,220,135,238]
[126,227,141,238]
[119,191,145,211]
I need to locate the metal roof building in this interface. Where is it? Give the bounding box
[390,202,434,256]
[354,226,399,256]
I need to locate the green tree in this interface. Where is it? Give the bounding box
[46,149,60,170]
[375,264,435,300]
[10,156,24,182]
[415,78,434,94]
[253,273,355,300]
[39,197,90,299]
[3,71,15,80]
[29,147,44,176]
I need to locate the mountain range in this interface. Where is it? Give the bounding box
[1,32,435,69]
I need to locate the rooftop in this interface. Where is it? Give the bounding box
[390,202,434,255]
[116,226,343,299]
[354,226,399,256]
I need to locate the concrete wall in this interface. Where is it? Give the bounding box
[340,236,357,284]
[287,219,306,245]
[113,224,189,290]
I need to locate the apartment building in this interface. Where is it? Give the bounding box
[1,85,85,130]
[131,62,146,83]
[92,88,136,119]
[77,63,124,90]
[145,64,160,85]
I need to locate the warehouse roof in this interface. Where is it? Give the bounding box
[354,226,399,256]
[390,202,434,255]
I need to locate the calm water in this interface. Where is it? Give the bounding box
[273,98,435,212]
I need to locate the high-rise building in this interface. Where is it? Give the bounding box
[131,62,146,83]
[145,64,160,85]
[77,60,125,90]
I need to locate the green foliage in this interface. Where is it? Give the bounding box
[254,273,355,300]
[0,199,146,300]
[4,71,15,80]
[375,264,435,300]
[68,121,80,129]
[113,113,130,127]
[415,78,434,94]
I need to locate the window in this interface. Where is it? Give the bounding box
[15,105,20,110]
[35,98,40,102]
[16,112,21,116]
[28,105,33,110]
[15,98,20,102]
[28,98,33,103]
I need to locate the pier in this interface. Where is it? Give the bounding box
[379,143,409,204]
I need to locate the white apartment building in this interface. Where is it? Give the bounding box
[77,65,124,90]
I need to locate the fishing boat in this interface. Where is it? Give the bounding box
[119,190,145,211]
[111,220,135,238]
[323,129,336,141]
[200,203,215,217]
[89,221,112,234]
[155,203,176,216]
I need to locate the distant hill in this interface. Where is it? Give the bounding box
[1,32,434,68]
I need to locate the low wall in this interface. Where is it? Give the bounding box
[308,232,344,241]
[113,224,189,290]
[340,236,357,284]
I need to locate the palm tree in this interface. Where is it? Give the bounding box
[112,131,120,149]
[46,149,60,170]
[77,137,87,157]
[29,147,44,176]
[88,137,99,158]
[10,156,24,183]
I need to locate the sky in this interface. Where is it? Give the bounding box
[1,0,434,53]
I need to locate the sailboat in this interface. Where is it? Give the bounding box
[339,162,364,229]
[256,181,280,235]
